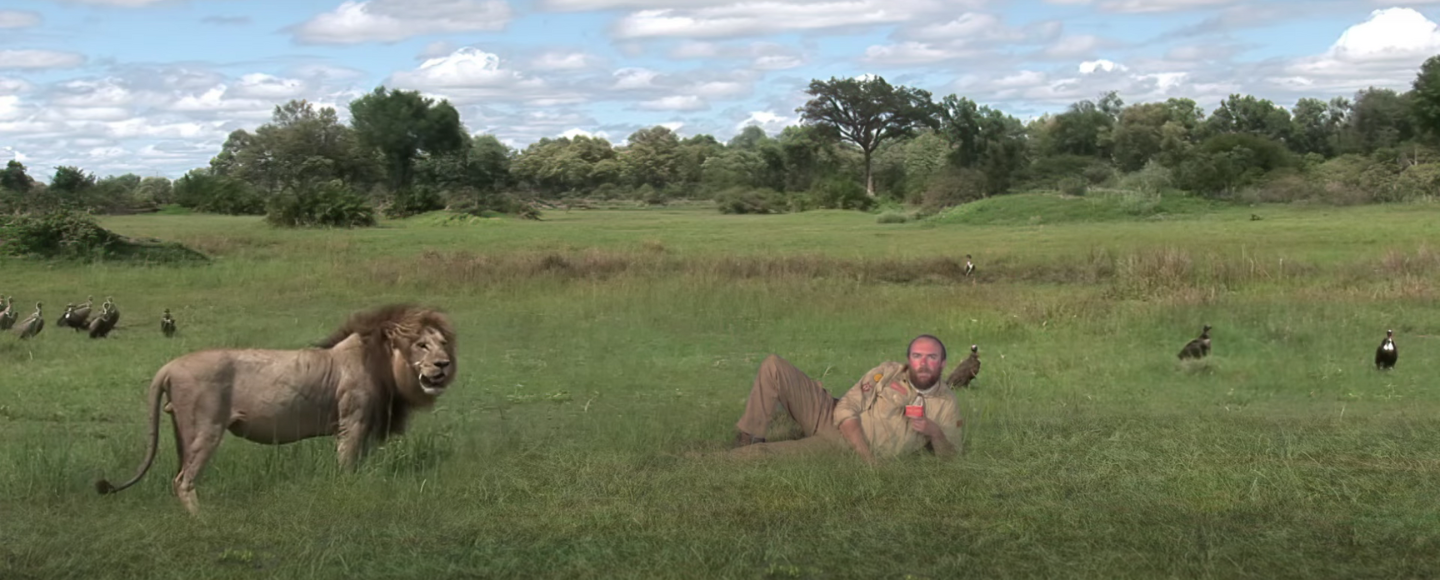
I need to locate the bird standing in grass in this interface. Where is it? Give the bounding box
[964,254,975,277]
[161,309,177,337]
[1177,324,1211,360]
[16,302,43,339]
[0,297,14,330]
[947,344,981,388]
[88,302,119,338]
[1375,329,1397,370]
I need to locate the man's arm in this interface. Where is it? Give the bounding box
[833,371,879,465]
[838,417,876,465]
[911,417,957,458]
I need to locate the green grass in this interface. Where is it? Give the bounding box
[3,196,1440,579]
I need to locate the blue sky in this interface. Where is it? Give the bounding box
[3,0,1440,179]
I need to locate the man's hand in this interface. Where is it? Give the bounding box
[838,418,876,465]
[913,416,958,458]
[909,416,938,437]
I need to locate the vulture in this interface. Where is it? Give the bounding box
[88,302,119,339]
[161,309,177,338]
[947,344,981,388]
[1178,324,1211,360]
[15,302,44,339]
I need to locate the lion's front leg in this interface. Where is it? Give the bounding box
[336,390,370,471]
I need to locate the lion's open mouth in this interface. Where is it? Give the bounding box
[419,371,448,395]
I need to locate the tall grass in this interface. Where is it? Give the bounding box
[1,201,1439,579]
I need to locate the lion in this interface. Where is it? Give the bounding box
[95,303,457,515]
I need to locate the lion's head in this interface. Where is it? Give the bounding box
[317,304,458,405]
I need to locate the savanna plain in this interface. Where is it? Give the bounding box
[3,194,1440,579]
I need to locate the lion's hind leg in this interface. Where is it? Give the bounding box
[171,405,229,516]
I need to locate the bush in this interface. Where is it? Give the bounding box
[808,176,875,211]
[1117,161,1174,194]
[875,211,910,224]
[171,171,265,215]
[382,186,445,218]
[715,187,785,214]
[0,210,206,262]
[919,167,987,211]
[266,180,376,228]
[1058,177,1088,197]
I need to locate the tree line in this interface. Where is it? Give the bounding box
[6,55,1440,225]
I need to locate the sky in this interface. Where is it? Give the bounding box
[3,1,1440,180]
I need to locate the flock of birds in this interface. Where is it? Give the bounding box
[1175,324,1399,370]
[941,256,1401,390]
[0,295,178,340]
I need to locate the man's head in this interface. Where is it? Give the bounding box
[906,334,947,389]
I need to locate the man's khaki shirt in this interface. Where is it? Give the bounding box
[832,361,963,458]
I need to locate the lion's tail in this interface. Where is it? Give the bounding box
[95,369,168,496]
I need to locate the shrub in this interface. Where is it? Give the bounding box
[875,211,910,224]
[808,176,875,210]
[1058,177,1088,197]
[919,167,987,212]
[715,187,785,214]
[0,210,206,262]
[266,180,376,228]
[382,186,445,218]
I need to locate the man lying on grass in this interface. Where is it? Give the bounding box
[731,335,963,463]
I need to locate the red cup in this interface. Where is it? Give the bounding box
[905,405,924,418]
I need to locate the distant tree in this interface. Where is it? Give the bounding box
[1,160,34,193]
[349,87,468,192]
[619,126,683,190]
[1411,54,1440,142]
[1341,87,1413,154]
[797,76,937,196]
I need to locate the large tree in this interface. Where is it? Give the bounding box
[797,76,937,196]
[348,87,468,192]
[1411,54,1440,142]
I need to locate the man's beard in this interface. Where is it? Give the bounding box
[908,367,940,390]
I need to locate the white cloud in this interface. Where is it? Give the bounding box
[48,0,171,5]
[864,42,979,65]
[0,10,41,28]
[638,95,708,110]
[1096,0,1235,13]
[736,110,792,134]
[559,127,610,140]
[0,77,33,95]
[0,95,22,121]
[291,0,513,44]
[1079,59,1126,74]
[229,73,307,100]
[389,47,565,105]
[1042,35,1101,58]
[612,67,661,90]
[1282,8,1440,91]
[612,0,976,39]
[753,55,804,70]
[531,51,601,71]
[904,12,1023,42]
[0,50,86,70]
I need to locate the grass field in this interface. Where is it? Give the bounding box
[3,193,1440,579]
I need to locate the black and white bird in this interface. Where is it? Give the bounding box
[1178,324,1211,360]
[1375,329,1397,370]
[947,344,981,388]
[964,254,975,277]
